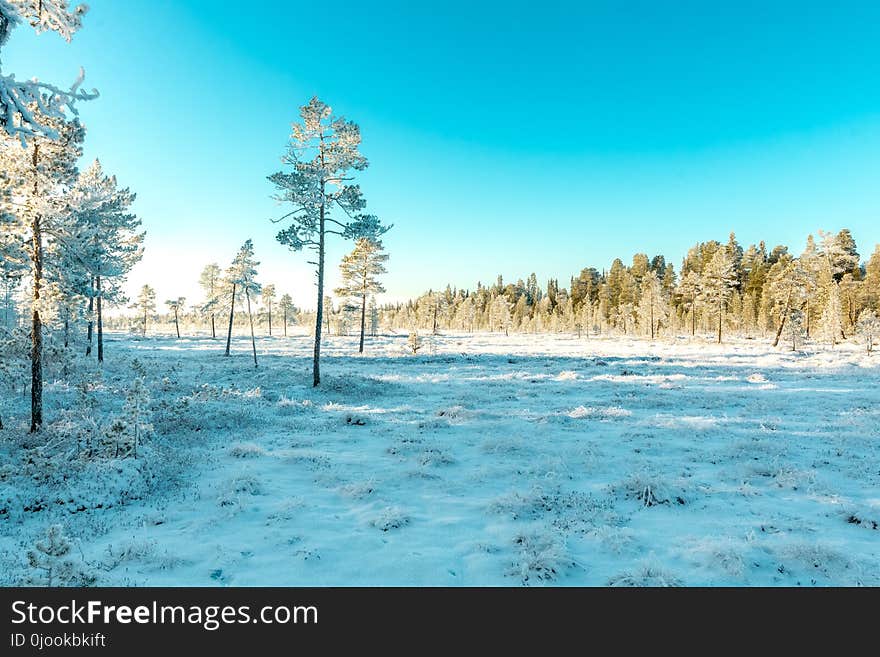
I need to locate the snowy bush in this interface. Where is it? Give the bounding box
[611,471,689,507]
[488,488,549,520]
[685,538,746,578]
[337,481,376,499]
[782,309,805,352]
[370,506,410,532]
[217,475,263,507]
[508,530,573,584]
[25,525,96,587]
[103,374,153,458]
[567,405,632,420]
[607,562,683,587]
[228,443,266,459]
[276,398,315,415]
[407,331,422,354]
[856,309,879,353]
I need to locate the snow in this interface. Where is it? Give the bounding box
[1,330,878,586]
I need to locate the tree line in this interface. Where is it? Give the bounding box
[381,230,880,351]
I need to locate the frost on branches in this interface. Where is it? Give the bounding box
[269,97,390,385]
[0,0,97,142]
[334,237,388,353]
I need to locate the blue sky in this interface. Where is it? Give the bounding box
[6,0,880,308]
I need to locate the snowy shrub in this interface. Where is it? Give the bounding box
[228,443,266,459]
[337,481,376,499]
[276,398,315,415]
[284,451,331,471]
[776,542,857,583]
[567,405,632,420]
[25,525,97,587]
[685,538,746,578]
[589,525,639,556]
[418,449,455,467]
[607,562,683,587]
[435,405,473,422]
[856,309,879,353]
[103,375,153,459]
[343,413,368,426]
[407,331,422,354]
[843,510,878,530]
[508,530,573,584]
[370,506,410,532]
[772,467,816,492]
[104,539,158,567]
[488,488,549,520]
[782,309,805,352]
[612,471,689,507]
[217,475,263,507]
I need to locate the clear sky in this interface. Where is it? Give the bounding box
[6,0,880,310]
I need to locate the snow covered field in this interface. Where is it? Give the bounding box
[2,331,879,586]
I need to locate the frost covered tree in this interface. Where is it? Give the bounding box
[819,281,842,348]
[134,284,156,336]
[0,0,97,142]
[0,326,27,429]
[224,239,260,367]
[637,269,667,339]
[678,271,700,335]
[26,524,94,586]
[198,263,221,338]
[862,244,880,311]
[408,330,422,354]
[278,293,295,336]
[1,110,82,431]
[700,248,737,343]
[782,308,805,352]
[368,296,379,337]
[68,159,142,363]
[767,259,810,347]
[819,229,859,282]
[856,309,878,353]
[489,296,512,335]
[165,297,184,339]
[115,369,152,459]
[261,283,275,336]
[269,97,390,386]
[334,237,388,353]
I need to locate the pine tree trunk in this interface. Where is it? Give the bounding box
[246,289,257,368]
[268,303,272,337]
[717,304,723,343]
[359,292,366,353]
[283,309,287,337]
[313,197,325,387]
[174,308,180,339]
[85,277,94,356]
[211,313,216,339]
[97,275,104,363]
[30,152,43,433]
[225,283,236,356]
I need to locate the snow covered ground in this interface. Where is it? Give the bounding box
[2,330,879,586]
